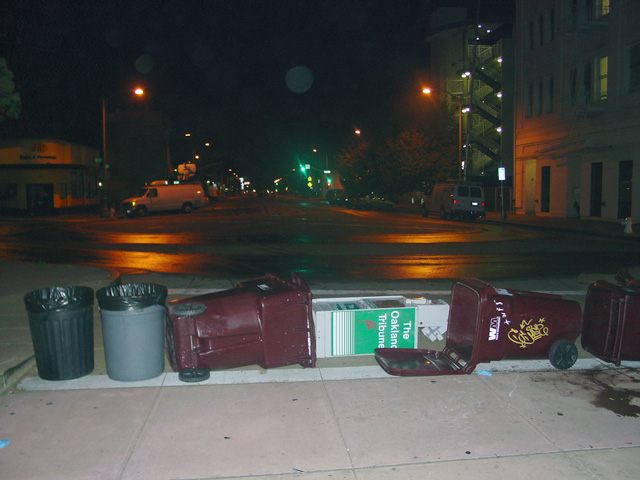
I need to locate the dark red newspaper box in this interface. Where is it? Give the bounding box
[582,280,640,366]
[375,278,583,376]
[166,273,316,380]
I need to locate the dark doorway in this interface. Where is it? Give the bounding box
[590,162,603,217]
[540,166,550,213]
[618,160,633,219]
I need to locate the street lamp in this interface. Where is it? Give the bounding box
[422,87,465,181]
[312,148,332,197]
[101,87,144,215]
[184,134,212,164]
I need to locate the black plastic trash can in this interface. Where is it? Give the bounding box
[96,283,167,381]
[24,286,95,381]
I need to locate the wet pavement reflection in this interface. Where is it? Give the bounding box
[1,196,639,280]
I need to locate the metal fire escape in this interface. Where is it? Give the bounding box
[468,44,503,176]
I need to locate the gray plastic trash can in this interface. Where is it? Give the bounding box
[24,286,94,381]
[96,283,167,381]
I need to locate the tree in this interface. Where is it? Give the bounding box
[0,59,21,124]
[336,101,458,197]
[379,118,458,195]
[335,141,375,195]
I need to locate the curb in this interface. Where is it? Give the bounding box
[0,355,36,396]
[392,203,637,241]
[481,217,640,241]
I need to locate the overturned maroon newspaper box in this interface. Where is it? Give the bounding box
[582,280,640,366]
[375,278,583,376]
[166,273,316,381]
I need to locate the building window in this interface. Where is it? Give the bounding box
[596,56,608,100]
[630,43,640,93]
[59,183,67,200]
[540,166,550,213]
[618,160,633,219]
[86,179,97,199]
[528,20,534,52]
[535,80,543,116]
[0,183,18,200]
[583,61,592,103]
[593,0,610,19]
[525,83,533,118]
[545,76,555,114]
[548,8,555,42]
[70,172,84,199]
[570,0,579,27]
[538,15,544,47]
[569,67,577,106]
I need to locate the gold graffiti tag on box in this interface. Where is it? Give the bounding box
[507,318,549,348]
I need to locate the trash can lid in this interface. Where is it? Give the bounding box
[96,283,167,311]
[24,286,94,313]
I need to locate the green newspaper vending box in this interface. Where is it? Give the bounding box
[313,296,427,357]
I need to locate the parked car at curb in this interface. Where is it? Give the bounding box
[358,193,394,211]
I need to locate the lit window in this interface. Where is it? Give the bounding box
[597,56,608,100]
[594,0,610,19]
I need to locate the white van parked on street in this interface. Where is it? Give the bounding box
[122,183,206,217]
[422,181,485,221]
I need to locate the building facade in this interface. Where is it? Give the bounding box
[0,139,99,215]
[514,0,638,221]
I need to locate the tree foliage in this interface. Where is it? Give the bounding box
[335,102,458,198]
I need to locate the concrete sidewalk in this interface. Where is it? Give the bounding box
[2,366,639,479]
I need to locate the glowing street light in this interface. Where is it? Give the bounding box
[422,86,465,180]
[101,87,144,215]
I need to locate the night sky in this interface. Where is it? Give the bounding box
[1,0,513,185]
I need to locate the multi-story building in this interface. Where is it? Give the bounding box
[427,7,515,211]
[514,0,637,222]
